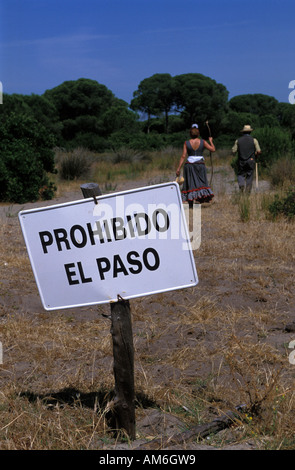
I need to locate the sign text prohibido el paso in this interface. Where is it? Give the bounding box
[19,182,198,310]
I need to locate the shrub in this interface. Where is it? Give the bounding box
[126,132,168,151]
[58,147,92,180]
[238,193,251,222]
[268,156,295,188]
[111,147,150,164]
[0,113,56,203]
[0,141,56,203]
[253,127,292,168]
[268,188,295,220]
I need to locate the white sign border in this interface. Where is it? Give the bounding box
[19,182,198,310]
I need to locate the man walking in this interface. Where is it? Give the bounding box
[232,125,261,193]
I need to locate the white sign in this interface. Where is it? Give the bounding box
[19,182,198,310]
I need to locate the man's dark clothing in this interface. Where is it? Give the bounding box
[232,133,261,192]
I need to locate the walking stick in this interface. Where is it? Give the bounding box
[255,162,259,190]
[205,121,214,186]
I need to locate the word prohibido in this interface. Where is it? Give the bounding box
[39,209,170,254]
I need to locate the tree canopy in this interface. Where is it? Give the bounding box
[229,93,279,117]
[2,75,292,150]
[173,73,229,134]
[43,78,138,149]
[130,74,175,133]
[0,74,294,202]
[130,73,229,137]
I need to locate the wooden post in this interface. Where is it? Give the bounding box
[80,183,136,440]
[110,297,135,440]
[80,182,102,199]
[255,162,259,190]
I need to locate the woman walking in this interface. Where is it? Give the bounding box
[176,124,215,205]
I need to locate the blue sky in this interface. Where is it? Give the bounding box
[1,0,294,104]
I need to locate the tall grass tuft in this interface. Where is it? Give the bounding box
[268,156,295,188]
[154,146,180,171]
[57,147,93,180]
[238,193,251,222]
[111,147,151,164]
[268,187,295,220]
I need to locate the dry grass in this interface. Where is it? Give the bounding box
[0,157,294,450]
[52,146,181,197]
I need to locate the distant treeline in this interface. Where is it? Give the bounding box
[1,74,295,149]
[0,73,294,202]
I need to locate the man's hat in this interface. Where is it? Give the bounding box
[241,124,253,133]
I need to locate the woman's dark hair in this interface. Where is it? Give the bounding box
[190,127,200,138]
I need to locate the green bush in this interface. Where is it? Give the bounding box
[268,188,295,220]
[0,113,56,203]
[252,126,293,168]
[126,132,168,151]
[0,141,56,203]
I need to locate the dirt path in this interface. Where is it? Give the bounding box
[0,164,270,218]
